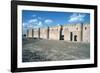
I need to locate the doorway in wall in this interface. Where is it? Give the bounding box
[74,35,77,41]
[60,35,64,40]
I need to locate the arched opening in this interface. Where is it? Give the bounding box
[85,27,87,30]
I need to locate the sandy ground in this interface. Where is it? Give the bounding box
[22,38,90,62]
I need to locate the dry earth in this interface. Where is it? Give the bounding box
[22,38,90,62]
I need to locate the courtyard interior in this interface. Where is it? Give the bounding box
[22,38,90,62]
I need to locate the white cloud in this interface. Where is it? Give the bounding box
[22,22,26,26]
[38,21,42,26]
[28,18,43,28]
[38,17,42,20]
[23,18,53,29]
[32,14,36,17]
[44,19,53,24]
[28,19,38,23]
[57,24,60,26]
[33,22,42,28]
[22,22,28,28]
[33,21,43,29]
[68,13,85,23]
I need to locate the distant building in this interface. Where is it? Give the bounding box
[26,23,90,42]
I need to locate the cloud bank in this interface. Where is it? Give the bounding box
[68,13,86,23]
[23,16,53,29]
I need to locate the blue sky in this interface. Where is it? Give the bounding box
[22,10,90,34]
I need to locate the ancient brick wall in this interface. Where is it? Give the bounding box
[26,23,90,42]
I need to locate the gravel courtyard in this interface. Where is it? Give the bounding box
[22,38,90,62]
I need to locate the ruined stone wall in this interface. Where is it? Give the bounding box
[63,24,90,42]
[49,26,60,40]
[40,28,48,39]
[34,28,39,38]
[63,24,82,42]
[27,28,33,38]
[83,24,90,42]
[26,24,90,42]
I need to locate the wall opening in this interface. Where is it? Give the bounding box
[70,32,73,41]
[85,27,87,30]
[60,35,64,40]
[74,35,77,41]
